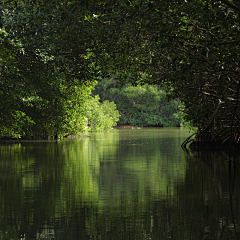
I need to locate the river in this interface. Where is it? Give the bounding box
[0,128,239,239]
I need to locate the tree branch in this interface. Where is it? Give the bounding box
[220,0,240,13]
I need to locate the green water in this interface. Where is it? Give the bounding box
[0,128,239,239]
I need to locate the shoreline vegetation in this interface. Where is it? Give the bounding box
[0,77,186,140]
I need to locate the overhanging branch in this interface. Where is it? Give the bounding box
[220,0,240,13]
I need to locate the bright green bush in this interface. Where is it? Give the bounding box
[84,96,120,131]
[0,80,120,139]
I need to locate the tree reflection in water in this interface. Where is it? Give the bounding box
[0,129,239,239]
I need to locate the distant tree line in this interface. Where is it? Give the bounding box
[93,78,184,127]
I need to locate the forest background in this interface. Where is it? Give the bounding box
[93,78,183,127]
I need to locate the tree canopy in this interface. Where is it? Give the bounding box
[1,0,240,146]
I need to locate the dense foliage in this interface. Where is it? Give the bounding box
[0,1,120,139]
[0,76,119,139]
[94,78,183,126]
[1,0,240,145]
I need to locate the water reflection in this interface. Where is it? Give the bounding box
[0,128,240,239]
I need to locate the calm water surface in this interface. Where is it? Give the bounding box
[0,128,240,239]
